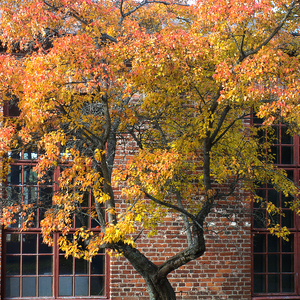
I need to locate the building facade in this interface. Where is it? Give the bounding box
[0,96,298,299]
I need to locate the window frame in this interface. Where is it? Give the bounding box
[251,117,300,298]
[1,101,110,299]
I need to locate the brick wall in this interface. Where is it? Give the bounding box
[110,205,252,300]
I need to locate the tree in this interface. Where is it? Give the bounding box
[0,0,300,299]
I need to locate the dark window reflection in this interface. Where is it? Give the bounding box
[268,274,280,293]
[23,256,36,275]
[6,256,20,275]
[254,235,266,253]
[23,234,37,254]
[268,235,280,252]
[91,255,105,275]
[59,256,73,275]
[91,276,104,296]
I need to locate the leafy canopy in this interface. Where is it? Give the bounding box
[0,0,300,262]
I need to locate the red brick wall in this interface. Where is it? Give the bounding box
[110,207,252,300]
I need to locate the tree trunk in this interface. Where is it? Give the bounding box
[144,275,176,300]
[117,243,177,300]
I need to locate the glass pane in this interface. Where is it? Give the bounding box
[59,256,73,274]
[75,211,89,228]
[6,256,20,275]
[282,235,294,252]
[91,276,104,296]
[282,254,294,272]
[9,165,22,184]
[6,277,20,297]
[75,276,88,296]
[6,233,20,253]
[39,276,53,297]
[253,209,266,228]
[281,127,293,144]
[268,235,280,252]
[24,148,38,160]
[39,256,53,275]
[286,170,294,181]
[23,234,37,253]
[91,255,105,274]
[22,277,36,297]
[281,147,293,164]
[39,234,53,253]
[282,210,294,228]
[268,189,279,206]
[254,254,266,273]
[59,276,73,296]
[268,274,280,293]
[253,234,266,252]
[39,187,53,204]
[271,126,279,144]
[270,146,279,164]
[268,254,280,272]
[24,165,38,184]
[23,187,38,205]
[75,258,89,274]
[282,274,294,293]
[23,256,36,275]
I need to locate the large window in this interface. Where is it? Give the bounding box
[2,149,109,299]
[252,118,300,297]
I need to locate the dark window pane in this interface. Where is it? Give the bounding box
[254,234,266,252]
[6,277,20,297]
[6,233,20,253]
[281,127,293,144]
[59,276,73,296]
[282,254,294,272]
[253,209,266,228]
[270,146,279,164]
[75,276,88,296]
[75,210,89,228]
[59,256,73,274]
[6,256,20,275]
[253,114,264,124]
[271,126,279,144]
[39,234,53,253]
[282,274,294,292]
[268,235,280,252]
[9,165,21,184]
[39,256,52,275]
[268,189,279,206]
[39,276,53,297]
[91,276,104,296]
[82,192,89,207]
[23,234,37,254]
[268,274,280,293]
[23,256,36,275]
[254,254,266,273]
[39,187,53,205]
[286,170,294,181]
[268,254,280,272]
[75,258,89,274]
[282,235,294,252]
[91,255,105,274]
[281,147,293,164]
[22,277,36,297]
[282,210,294,228]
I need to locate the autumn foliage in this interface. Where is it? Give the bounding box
[0,0,300,299]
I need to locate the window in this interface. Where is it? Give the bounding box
[252,118,300,297]
[1,128,109,298]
